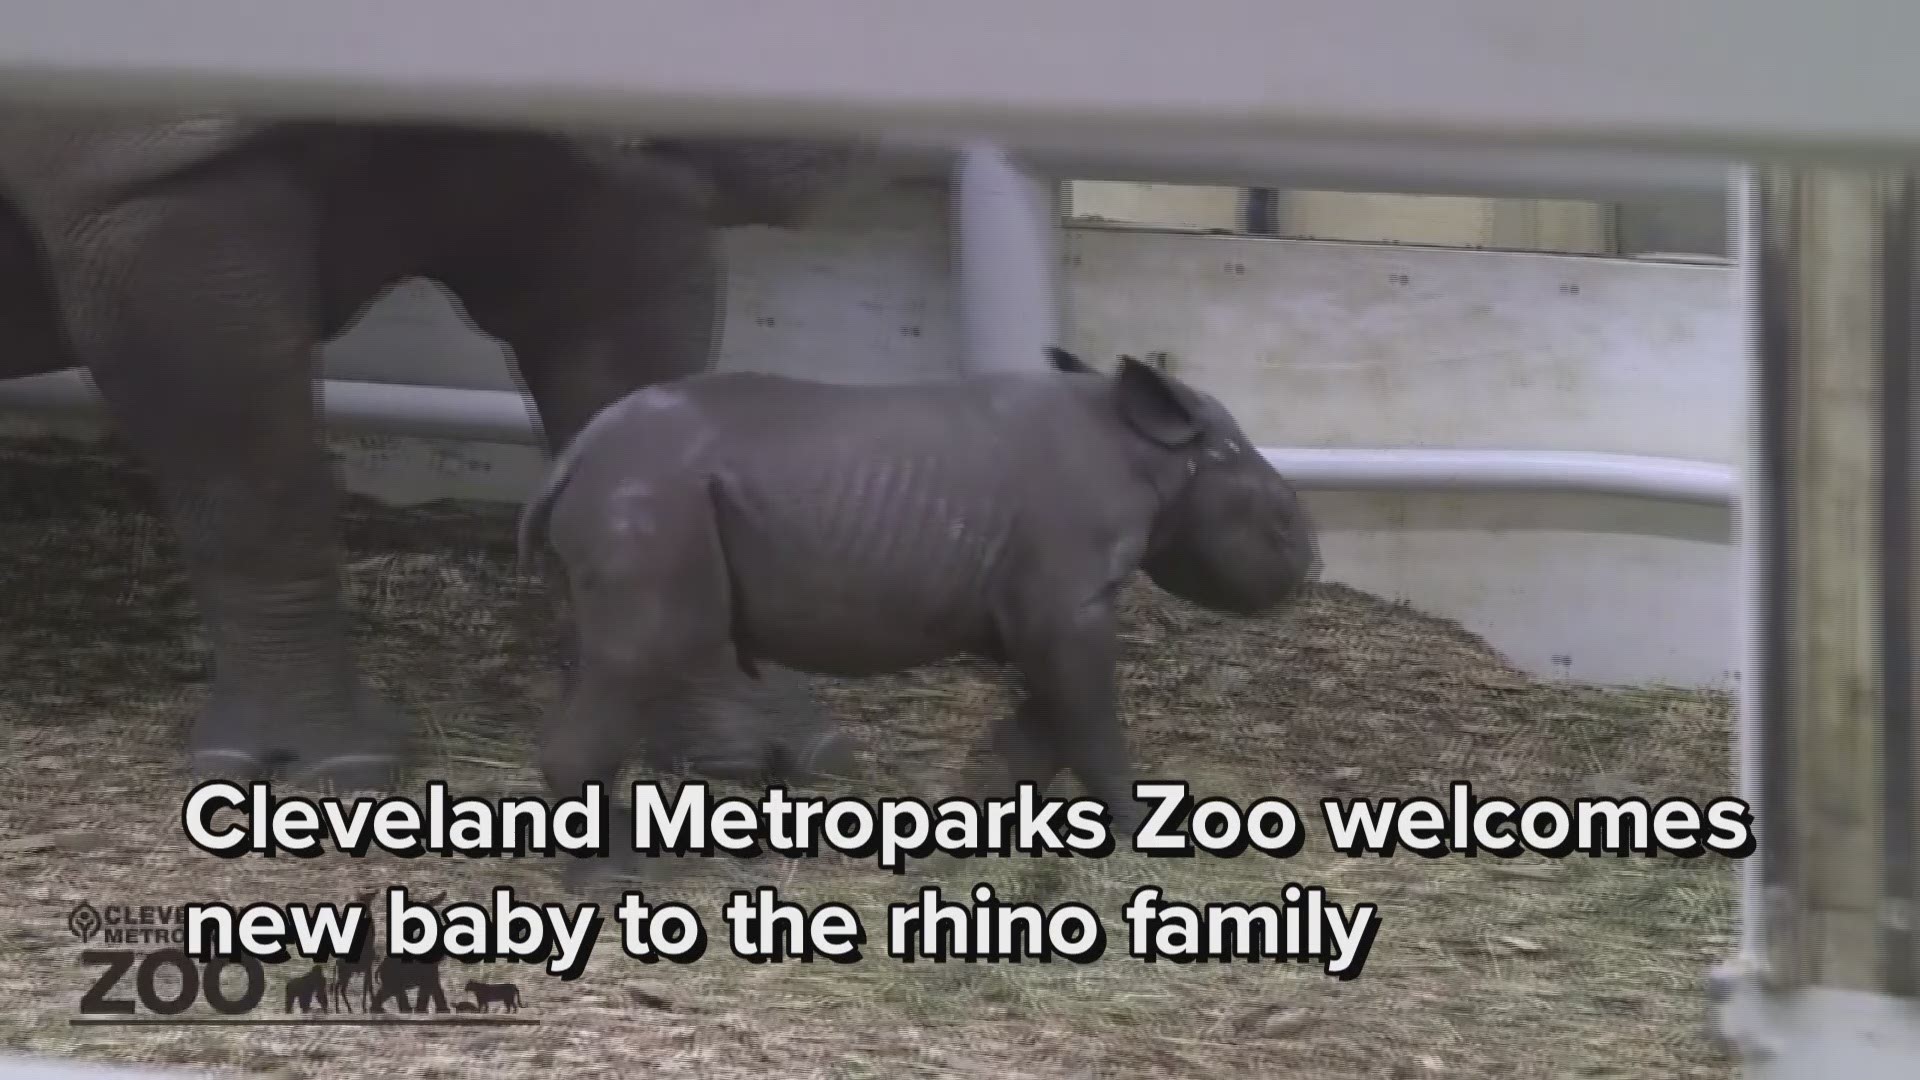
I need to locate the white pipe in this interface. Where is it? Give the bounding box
[1728,164,1766,964]
[0,371,544,446]
[953,142,1061,373]
[0,369,1737,507]
[1261,447,1736,506]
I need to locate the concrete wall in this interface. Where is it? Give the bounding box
[1615,191,1730,258]
[1066,179,1729,258]
[1066,180,1622,254]
[1064,228,1737,688]
[0,183,1740,690]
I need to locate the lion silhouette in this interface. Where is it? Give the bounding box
[466,980,523,1014]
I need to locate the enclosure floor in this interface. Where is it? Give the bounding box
[0,435,1739,1080]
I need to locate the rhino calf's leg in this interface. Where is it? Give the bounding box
[45,164,408,788]
[539,666,650,893]
[539,466,743,891]
[1011,611,1145,837]
[964,696,1064,802]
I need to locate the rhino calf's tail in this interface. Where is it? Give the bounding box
[517,397,631,577]
[515,462,570,579]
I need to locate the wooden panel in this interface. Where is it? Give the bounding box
[1755,165,1920,996]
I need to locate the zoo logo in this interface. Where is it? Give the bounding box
[68,896,538,1026]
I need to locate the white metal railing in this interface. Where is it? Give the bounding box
[0,369,1738,507]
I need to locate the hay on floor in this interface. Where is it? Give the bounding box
[0,436,1740,1080]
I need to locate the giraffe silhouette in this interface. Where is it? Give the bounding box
[330,890,381,1012]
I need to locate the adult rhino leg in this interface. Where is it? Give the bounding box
[441,160,855,787]
[44,162,407,788]
[0,196,75,379]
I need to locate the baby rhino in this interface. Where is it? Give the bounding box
[519,349,1320,879]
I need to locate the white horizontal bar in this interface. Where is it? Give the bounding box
[0,371,541,446]
[1,1,1918,162]
[0,371,1738,506]
[0,1059,209,1080]
[1263,447,1737,506]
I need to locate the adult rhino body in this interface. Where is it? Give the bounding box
[0,107,874,788]
[520,350,1322,884]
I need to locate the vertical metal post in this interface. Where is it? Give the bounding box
[1243,187,1282,235]
[952,142,1063,374]
[1730,163,1769,973]
[1878,175,1918,1000]
[1713,162,1920,1077]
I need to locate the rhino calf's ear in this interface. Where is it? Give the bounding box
[1115,354,1202,447]
[1048,347,1095,374]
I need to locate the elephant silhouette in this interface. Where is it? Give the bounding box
[284,964,330,1014]
[466,980,523,1013]
[369,955,450,1014]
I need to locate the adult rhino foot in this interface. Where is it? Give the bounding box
[775,727,864,785]
[187,679,412,791]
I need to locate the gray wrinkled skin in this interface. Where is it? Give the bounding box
[520,349,1321,887]
[640,663,861,783]
[544,603,862,784]
[0,106,881,789]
